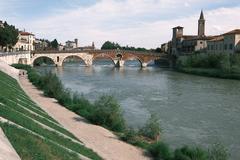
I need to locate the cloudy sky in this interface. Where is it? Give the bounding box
[0,0,239,49]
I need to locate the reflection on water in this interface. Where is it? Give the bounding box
[36,60,240,160]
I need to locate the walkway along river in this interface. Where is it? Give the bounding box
[36,60,240,160]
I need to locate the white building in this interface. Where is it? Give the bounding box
[0,20,4,28]
[65,39,78,50]
[14,31,35,51]
[34,39,49,51]
[207,29,240,54]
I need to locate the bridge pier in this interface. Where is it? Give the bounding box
[114,60,125,68]
[55,62,63,67]
[141,62,148,68]
[85,60,93,67]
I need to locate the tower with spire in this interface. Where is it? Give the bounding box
[198,10,205,37]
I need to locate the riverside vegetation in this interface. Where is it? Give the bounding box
[176,53,240,79]
[12,64,230,160]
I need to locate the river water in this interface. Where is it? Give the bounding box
[36,60,240,159]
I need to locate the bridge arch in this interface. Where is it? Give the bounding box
[32,56,55,66]
[123,54,144,67]
[61,55,87,66]
[92,54,116,66]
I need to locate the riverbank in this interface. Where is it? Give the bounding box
[18,68,149,160]
[176,53,240,80]
[0,64,101,160]
[177,67,240,80]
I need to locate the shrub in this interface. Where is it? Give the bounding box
[139,114,161,140]
[148,141,172,160]
[89,95,126,132]
[208,143,229,160]
[41,72,64,98]
[173,146,208,160]
[121,128,138,143]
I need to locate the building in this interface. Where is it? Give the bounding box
[64,39,78,50]
[34,39,49,51]
[171,11,218,55]
[0,20,4,28]
[58,44,64,51]
[14,31,35,51]
[161,43,168,53]
[74,42,95,51]
[207,29,240,54]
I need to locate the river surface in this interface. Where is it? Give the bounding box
[36,60,240,159]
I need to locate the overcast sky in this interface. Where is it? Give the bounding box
[0,0,239,49]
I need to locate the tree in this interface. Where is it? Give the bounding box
[101,41,121,50]
[0,22,18,50]
[50,39,59,49]
[155,47,162,53]
[101,41,160,53]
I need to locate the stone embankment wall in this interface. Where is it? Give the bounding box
[0,60,19,80]
[0,51,31,65]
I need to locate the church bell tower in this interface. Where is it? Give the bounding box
[198,10,205,37]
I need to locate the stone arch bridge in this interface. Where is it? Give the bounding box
[31,50,166,67]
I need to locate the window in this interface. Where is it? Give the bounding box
[211,45,214,50]
[229,44,233,50]
[224,44,228,50]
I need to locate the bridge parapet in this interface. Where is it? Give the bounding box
[0,51,31,65]
[32,49,164,56]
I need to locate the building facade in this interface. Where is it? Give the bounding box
[169,10,240,55]
[207,30,240,54]
[0,20,4,28]
[14,31,35,51]
[171,11,217,56]
[64,39,78,50]
[34,39,49,51]
[74,42,95,51]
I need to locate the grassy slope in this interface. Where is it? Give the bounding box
[0,71,102,160]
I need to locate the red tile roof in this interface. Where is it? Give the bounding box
[223,29,240,35]
[182,35,218,41]
[19,31,34,36]
[208,36,224,42]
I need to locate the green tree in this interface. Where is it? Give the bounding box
[0,22,18,50]
[50,39,59,49]
[101,41,121,50]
